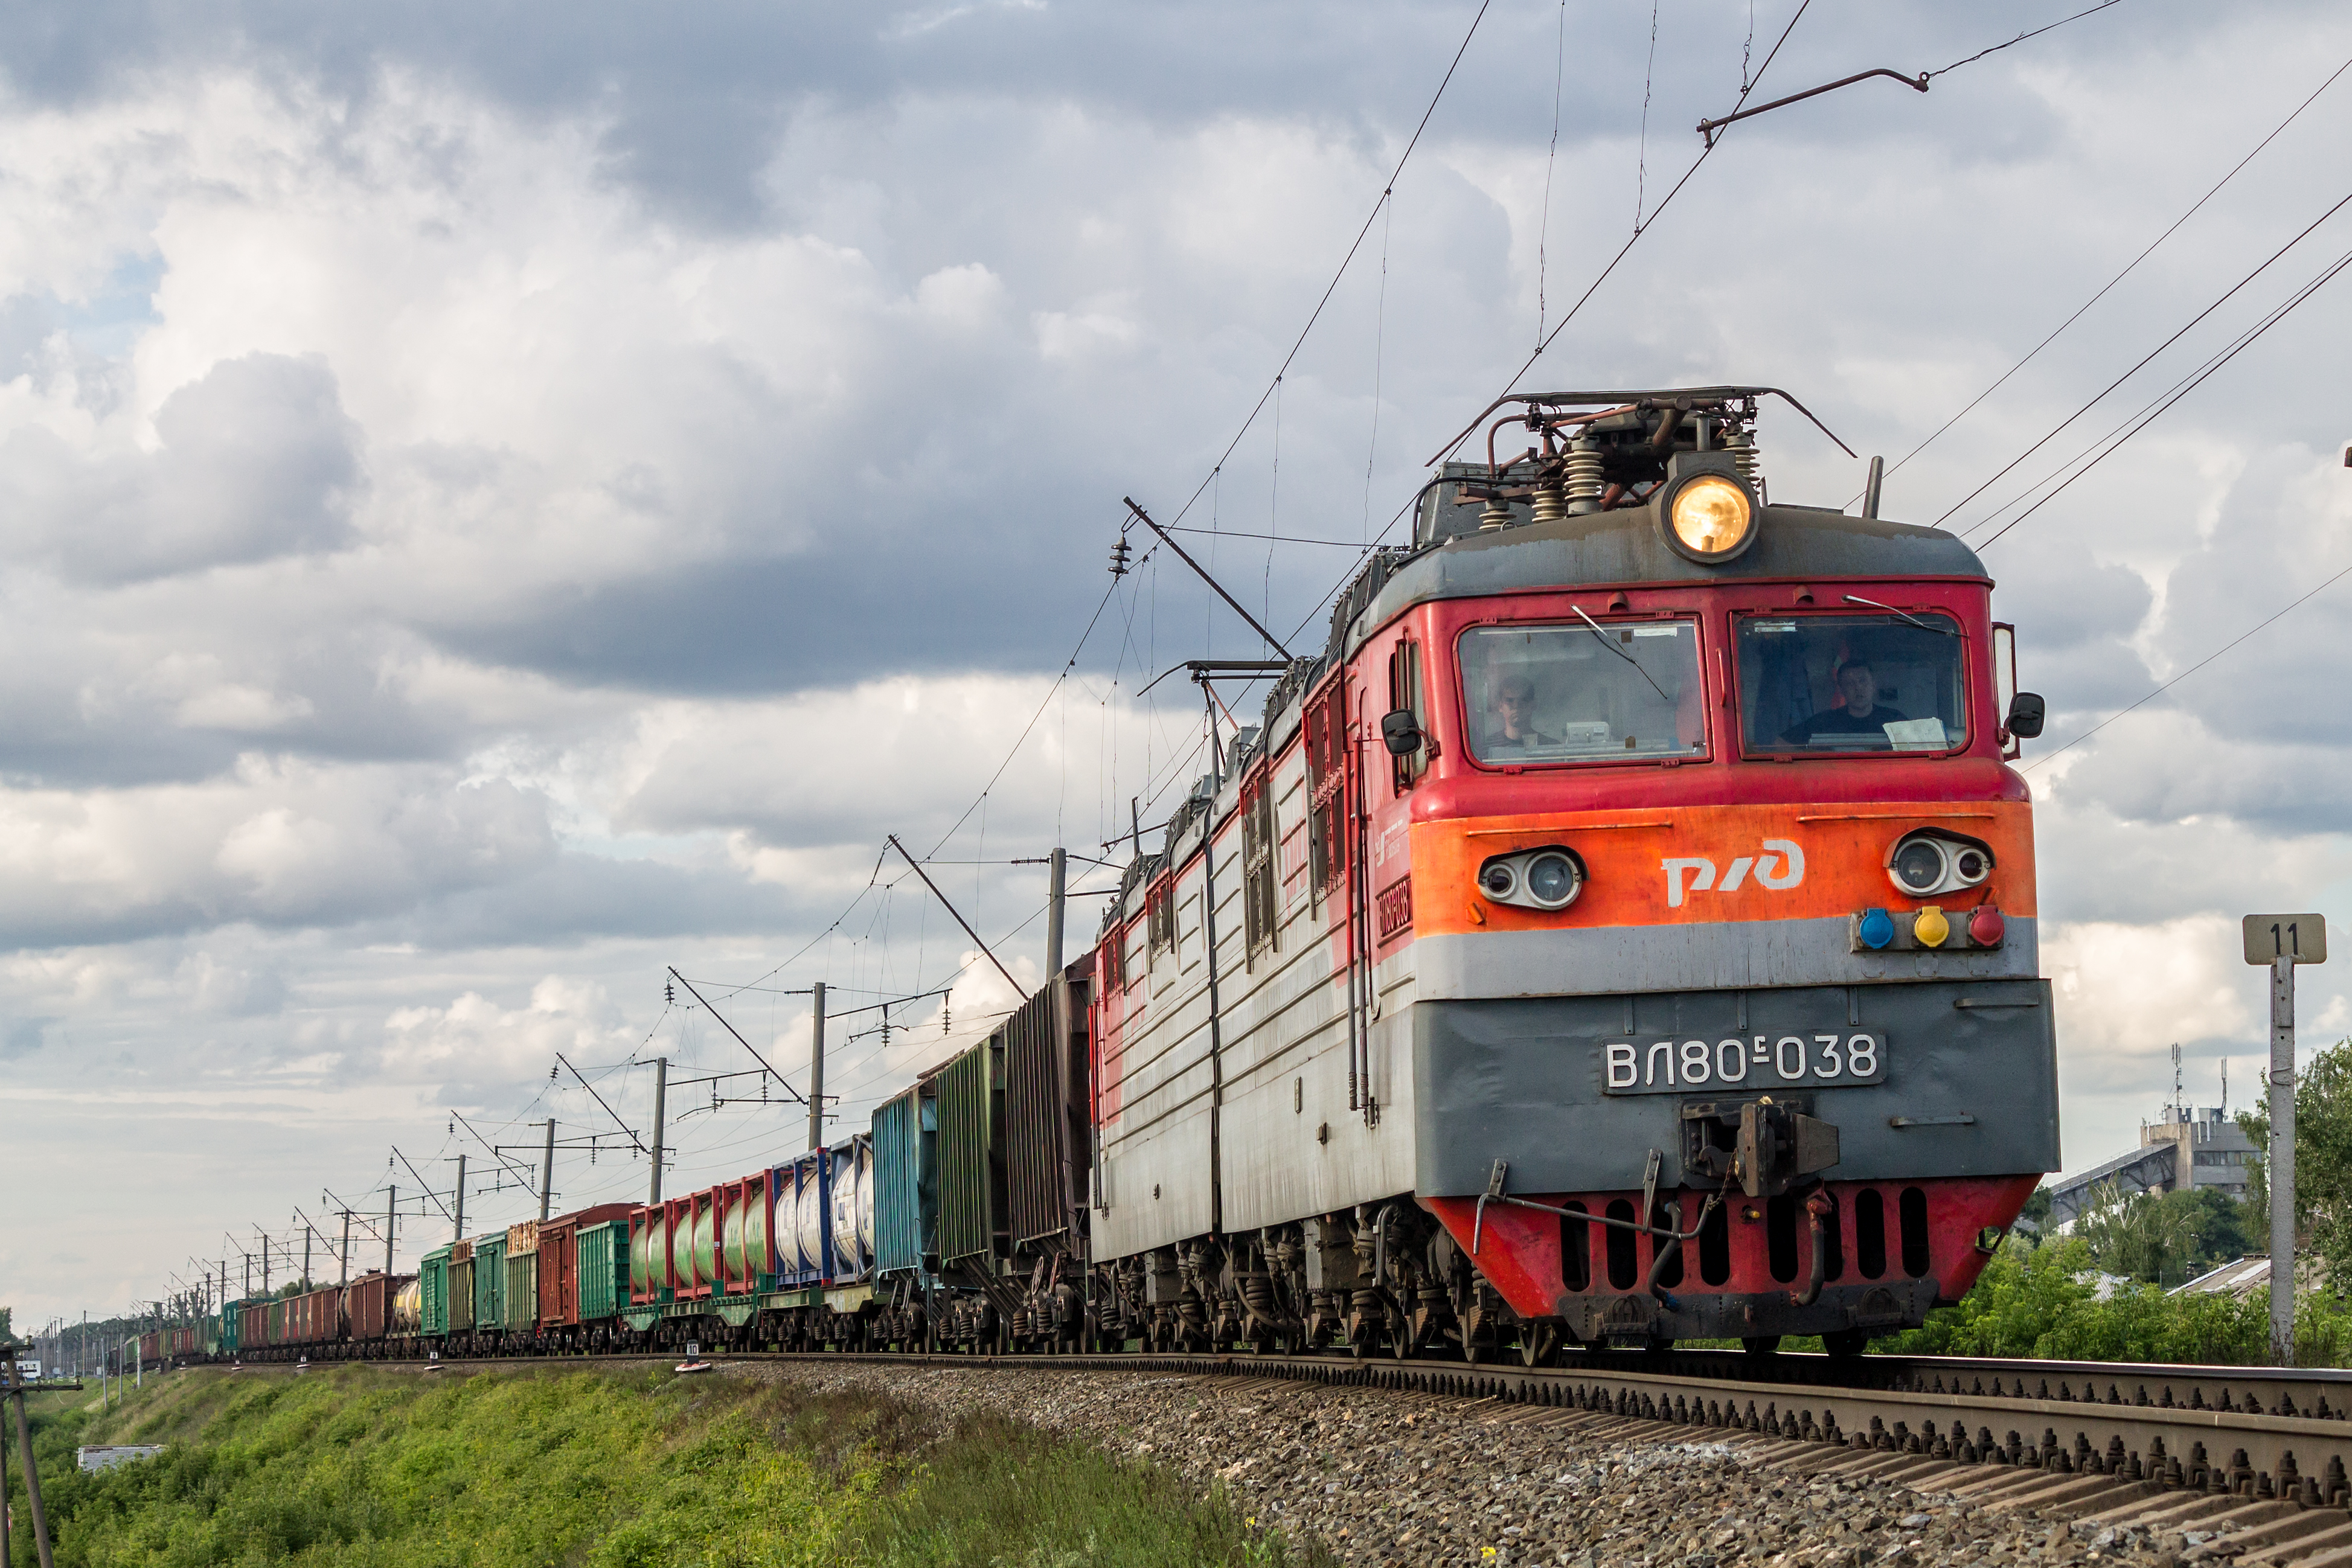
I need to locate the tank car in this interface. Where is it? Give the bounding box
[1085,386,2057,1359]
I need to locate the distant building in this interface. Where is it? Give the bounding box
[2046,1105,2256,1227]
[2142,1104,2257,1202]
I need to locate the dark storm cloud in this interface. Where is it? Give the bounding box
[0,0,2182,231]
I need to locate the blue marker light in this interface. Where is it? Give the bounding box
[1858,907,1896,950]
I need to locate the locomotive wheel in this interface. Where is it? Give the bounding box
[1822,1328,1871,1358]
[1519,1325,1558,1369]
[1742,1335,1783,1356]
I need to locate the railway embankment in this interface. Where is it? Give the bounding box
[7,1363,1328,1567]
[736,1360,2237,1567]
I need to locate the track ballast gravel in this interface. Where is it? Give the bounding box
[732,1360,2216,1567]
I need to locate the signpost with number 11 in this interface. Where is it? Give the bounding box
[2246,913,2329,1365]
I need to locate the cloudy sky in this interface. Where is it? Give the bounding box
[5,0,2350,1328]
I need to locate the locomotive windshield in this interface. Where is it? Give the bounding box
[1460,618,1706,764]
[1738,612,1969,754]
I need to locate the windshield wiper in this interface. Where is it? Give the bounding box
[1572,607,1672,700]
[1842,595,1959,635]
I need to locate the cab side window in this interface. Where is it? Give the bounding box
[1388,639,1429,790]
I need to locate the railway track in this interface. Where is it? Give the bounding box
[240,1340,2352,1560]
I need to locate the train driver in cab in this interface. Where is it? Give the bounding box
[1481,672,1559,754]
[1779,656,1911,746]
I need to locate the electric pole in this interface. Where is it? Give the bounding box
[809,982,827,1153]
[1045,845,1068,978]
[649,1057,668,1206]
[384,1188,396,1276]
[452,1153,467,1241]
[539,1119,556,1221]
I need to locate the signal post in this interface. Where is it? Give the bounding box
[2246,912,2328,1365]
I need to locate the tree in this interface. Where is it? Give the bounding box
[2237,1037,2352,1285]
[0,1305,12,1345]
[2072,1182,2256,1287]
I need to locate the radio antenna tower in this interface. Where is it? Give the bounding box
[2171,1042,2184,1118]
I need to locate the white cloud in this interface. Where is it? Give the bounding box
[381,975,633,1087]
[2046,914,2255,1066]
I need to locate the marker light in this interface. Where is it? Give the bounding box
[1857,908,1896,950]
[1914,905,1950,948]
[1665,474,1757,562]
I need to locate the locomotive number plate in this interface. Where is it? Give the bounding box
[1600,1033,1885,1095]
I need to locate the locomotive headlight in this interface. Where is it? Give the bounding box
[1889,838,1949,897]
[1524,851,1581,909]
[1476,846,1585,912]
[1885,828,1996,898]
[1664,474,1757,562]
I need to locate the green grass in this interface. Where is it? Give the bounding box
[10,1366,1331,1568]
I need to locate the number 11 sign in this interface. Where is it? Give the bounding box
[2245,912,2330,1365]
[2245,914,2327,966]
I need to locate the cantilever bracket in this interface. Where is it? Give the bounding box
[1698,68,1929,147]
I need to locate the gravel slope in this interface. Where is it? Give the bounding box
[731,1361,2209,1567]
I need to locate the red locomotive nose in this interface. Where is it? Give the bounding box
[1969,905,2005,947]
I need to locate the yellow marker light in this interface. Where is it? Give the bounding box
[1913,904,1950,948]
[1667,474,1756,560]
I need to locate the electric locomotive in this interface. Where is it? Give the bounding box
[1085,386,2057,1359]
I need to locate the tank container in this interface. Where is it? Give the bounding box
[829,1133,876,1282]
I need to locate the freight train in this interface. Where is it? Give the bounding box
[152,386,2059,1370]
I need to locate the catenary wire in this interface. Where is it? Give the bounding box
[1972,237,2352,548]
[1940,185,2352,531]
[1856,49,2352,505]
[2022,557,2352,775]
[1138,0,1498,550]
[1442,0,1814,452]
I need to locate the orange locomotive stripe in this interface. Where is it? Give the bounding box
[1410,799,2036,936]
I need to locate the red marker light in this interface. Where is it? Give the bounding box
[1969,906,2005,947]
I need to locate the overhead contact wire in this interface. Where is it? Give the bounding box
[1944,185,2352,532]
[1862,50,2352,502]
